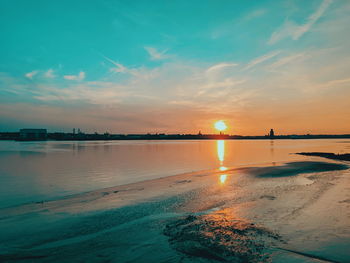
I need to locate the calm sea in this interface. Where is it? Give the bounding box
[0,139,349,208]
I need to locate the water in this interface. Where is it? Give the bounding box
[0,139,349,208]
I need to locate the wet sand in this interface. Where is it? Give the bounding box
[0,160,349,262]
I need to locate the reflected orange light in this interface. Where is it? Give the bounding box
[217,140,225,165]
[219,166,227,171]
[220,174,227,184]
[217,140,228,185]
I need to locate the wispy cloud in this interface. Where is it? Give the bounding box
[197,78,246,97]
[109,63,129,74]
[2,44,350,134]
[268,53,307,69]
[101,55,141,77]
[206,63,238,73]
[102,55,128,73]
[316,77,350,90]
[44,69,55,79]
[25,69,56,80]
[33,82,128,105]
[243,51,281,70]
[269,0,333,44]
[144,47,169,60]
[25,70,39,79]
[242,9,267,22]
[210,8,267,39]
[63,71,85,81]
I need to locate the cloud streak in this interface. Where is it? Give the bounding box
[102,55,142,77]
[44,69,55,79]
[144,47,169,60]
[206,63,238,73]
[243,51,281,70]
[2,44,350,134]
[64,71,85,81]
[25,71,39,79]
[268,53,307,69]
[269,0,333,44]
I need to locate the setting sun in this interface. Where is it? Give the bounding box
[214,120,227,132]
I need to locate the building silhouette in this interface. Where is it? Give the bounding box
[19,129,47,141]
[269,129,275,138]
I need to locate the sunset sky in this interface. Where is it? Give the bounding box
[0,0,349,135]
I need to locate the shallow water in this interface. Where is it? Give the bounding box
[0,160,348,263]
[0,139,349,208]
[0,139,349,262]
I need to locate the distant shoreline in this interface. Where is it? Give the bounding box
[1,132,350,141]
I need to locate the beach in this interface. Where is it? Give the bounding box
[0,152,349,262]
[2,0,350,261]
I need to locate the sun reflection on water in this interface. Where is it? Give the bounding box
[217,140,225,165]
[217,140,228,185]
[220,174,227,184]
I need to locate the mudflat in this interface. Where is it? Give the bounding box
[0,161,349,262]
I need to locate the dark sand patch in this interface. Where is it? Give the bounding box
[164,208,282,262]
[260,195,276,200]
[175,180,192,184]
[0,254,48,261]
[251,161,348,178]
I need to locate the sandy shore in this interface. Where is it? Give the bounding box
[0,159,349,262]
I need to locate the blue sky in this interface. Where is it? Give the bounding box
[0,0,349,134]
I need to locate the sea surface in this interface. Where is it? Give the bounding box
[0,139,349,208]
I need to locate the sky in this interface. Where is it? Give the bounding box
[0,0,349,135]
